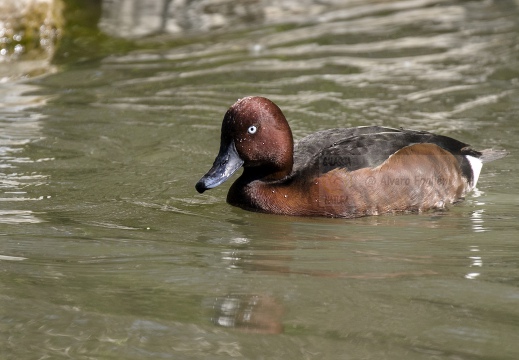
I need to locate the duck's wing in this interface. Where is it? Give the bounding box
[293,126,401,170]
[294,128,481,181]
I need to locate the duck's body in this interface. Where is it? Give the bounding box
[195,97,506,218]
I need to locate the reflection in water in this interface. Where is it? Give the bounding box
[0,254,27,261]
[100,0,349,37]
[223,246,439,279]
[465,245,482,280]
[213,294,284,334]
[0,209,45,224]
[0,82,51,224]
[96,0,518,137]
[470,209,486,233]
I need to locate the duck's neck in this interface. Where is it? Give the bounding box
[244,164,292,182]
[226,164,292,211]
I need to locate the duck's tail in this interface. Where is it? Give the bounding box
[479,149,509,163]
[463,148,507,188]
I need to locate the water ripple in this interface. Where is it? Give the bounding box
[0,82,51,223]
[94,1,518,137]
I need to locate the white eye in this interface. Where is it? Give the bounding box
[247,125,257,134]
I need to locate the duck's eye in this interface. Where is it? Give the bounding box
[247,125,257,134]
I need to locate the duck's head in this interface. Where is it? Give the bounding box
[195,96,294,193]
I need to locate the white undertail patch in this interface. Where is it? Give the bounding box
[466,155,483,188]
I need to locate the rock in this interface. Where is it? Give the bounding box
[0,0,63,78]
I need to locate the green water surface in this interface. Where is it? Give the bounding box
[1,1,519,359]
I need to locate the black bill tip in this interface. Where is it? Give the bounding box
[195,180,208,193]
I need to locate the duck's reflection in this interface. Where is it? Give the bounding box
[212,294,284,334]
[209,207,491,333]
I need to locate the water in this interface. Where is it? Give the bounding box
[2,1,519,358]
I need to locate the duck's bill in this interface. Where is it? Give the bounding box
[195,141,244,193]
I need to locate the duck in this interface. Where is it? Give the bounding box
[195,96,507,218]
